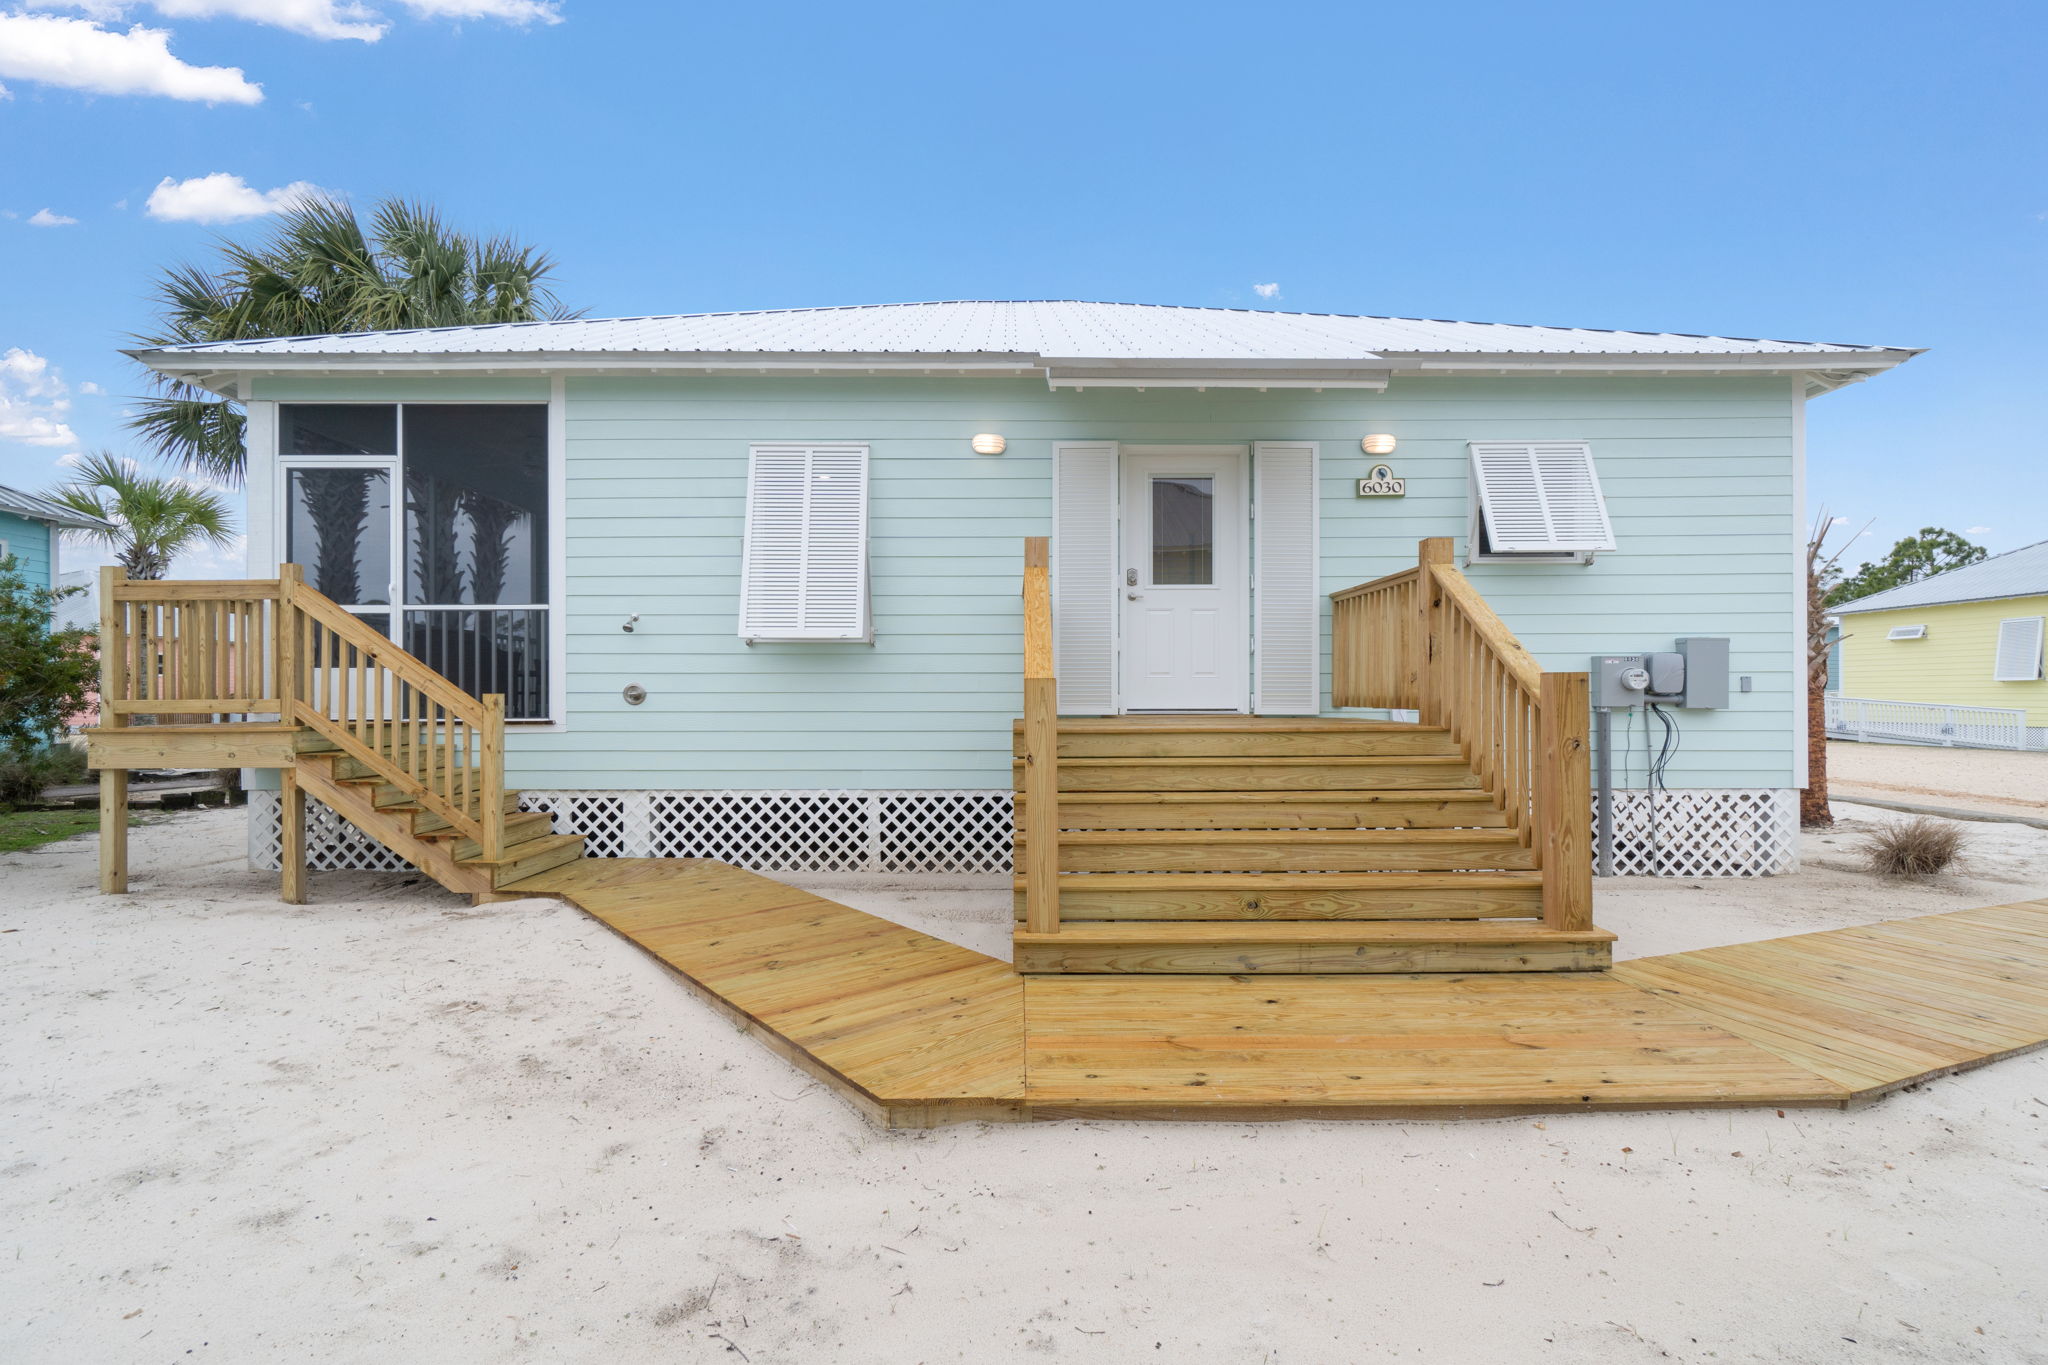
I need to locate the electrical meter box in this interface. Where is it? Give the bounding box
[1674,636,1730,709]
[1593,654,1649,708]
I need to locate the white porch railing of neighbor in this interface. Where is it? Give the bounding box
[1825,695,2028,751]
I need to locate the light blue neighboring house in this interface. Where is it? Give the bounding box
[0,482,111,604]
[129,301,1919,876]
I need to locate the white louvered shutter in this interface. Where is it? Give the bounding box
[1994,617,2044,682]
[1053,442,1118,713]
[738,444,870,641]
[1253,441,1320,714]
[1469,441,1617,553]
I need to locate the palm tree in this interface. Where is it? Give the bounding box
[130,196,574,483]
[43,453,238,581]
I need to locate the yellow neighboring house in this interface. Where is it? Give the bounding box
[1834,539,2048,744]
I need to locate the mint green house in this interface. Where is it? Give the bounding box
[131,301,1917,877]
[1,483,109,597]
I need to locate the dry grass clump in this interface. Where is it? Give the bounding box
[1858,816,1968,878]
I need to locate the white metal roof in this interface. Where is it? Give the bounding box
[0,483,115,532]
[1835,539,2048,615]
[132,299,1914,363]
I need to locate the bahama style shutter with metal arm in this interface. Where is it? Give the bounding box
[1468,441,1617,554]
[1252,441,1321,714]
[1053,442,1119,713]
[738,444,871,642]
[1994,617,2045,682]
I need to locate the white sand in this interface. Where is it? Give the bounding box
[1827,739,2048,819]
[6,807,2048,1364]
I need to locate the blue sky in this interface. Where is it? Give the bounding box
[1,0,2042,576]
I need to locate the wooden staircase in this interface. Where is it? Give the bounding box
[85,564,585,904]
[1011,538,1605,975]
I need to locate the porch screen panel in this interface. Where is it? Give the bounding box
[1469,441,1617,554]
[400,404,551,719]
[1253,441,1320,715]
[1053,442,1118,713]
[739,445,871,642]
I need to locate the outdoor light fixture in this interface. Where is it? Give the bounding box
[971,433,1007,455]
[1361,434,1397,456]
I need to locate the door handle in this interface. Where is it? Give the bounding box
[1127,592,1143,600]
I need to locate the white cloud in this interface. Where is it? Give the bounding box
[0,14,262,103]
[78,380,105,395]
[1967,526,1993,536]
[31,0,558,35]
[145,172,327,223]
[27,208,79,226]
[152,0,387,42]
[1252,282,1280,300]
[0,348,80,448]
[394,0,561,23]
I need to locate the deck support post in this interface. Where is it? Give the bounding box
[97,770,128,894]
[1537,672,1592,932]
[96,565,129,894]
[279,765,307,905]
[1414,537,1453,725]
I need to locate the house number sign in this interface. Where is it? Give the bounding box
[1356,463,1406,497]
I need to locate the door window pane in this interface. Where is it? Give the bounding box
[281,405,396,456]
[1151,476,1214,585]
[402,406,548,606]
[286,468,391,605]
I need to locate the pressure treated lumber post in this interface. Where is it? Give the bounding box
[97,565,129,894]
[481,693,506,864]
[1020,537,1060,935]
[279,765,307,905]
[276,564,303,722]
[1536,671,1593,932]
[1413,537,1453,724]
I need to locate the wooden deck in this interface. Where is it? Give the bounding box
[506,858,2048,1127]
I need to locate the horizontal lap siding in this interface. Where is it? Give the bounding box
[0,512,54,590]
[260,373,1801,791]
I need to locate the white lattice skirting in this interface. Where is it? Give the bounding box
[1595,788,1799,877]
[249,786,1799,878]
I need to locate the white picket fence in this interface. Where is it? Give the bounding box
[1825,695,2030,751]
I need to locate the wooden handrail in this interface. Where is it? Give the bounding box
[1330,538,1592,931]
[279,568,506,862]
[1019,537,1059,934]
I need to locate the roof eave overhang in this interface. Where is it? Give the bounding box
[127,346,1924,399]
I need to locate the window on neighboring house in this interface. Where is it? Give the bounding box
[739,444,871,642]
[1994,617,2045,682]
[1886,624,1928,640]
[1467,441,1616,564]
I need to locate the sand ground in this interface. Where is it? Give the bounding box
[1827,739,2048,819]
[5,805,2048,1365]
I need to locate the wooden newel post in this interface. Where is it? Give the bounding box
[481,693,506,865]
[97,565,129,894]
[1020,537,1060,935]
[1414,537,1453,725]
[1536,671,1592,932]
[276,563,303,721]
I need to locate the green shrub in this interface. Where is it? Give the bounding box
[0,744,91,809]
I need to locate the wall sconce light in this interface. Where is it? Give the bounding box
[971,433,1007,455]
[1361,434,1397,456]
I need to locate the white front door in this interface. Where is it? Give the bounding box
[1118,448,1249,712]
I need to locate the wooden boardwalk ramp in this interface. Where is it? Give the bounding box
[504,858,2048,1127]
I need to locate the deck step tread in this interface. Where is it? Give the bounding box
[1020,871,1544,889]
[1014,922,1614,945]
[457,832,584,868]
[1049,828,1522,846]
